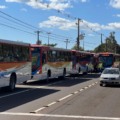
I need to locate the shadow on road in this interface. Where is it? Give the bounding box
[49,73,100,87]
[0,73,100,111]
[104,84,120,88]
[0,88,59,112]
[24,73,100,87]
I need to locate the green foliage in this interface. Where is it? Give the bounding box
[42,43,57,47]
[94,32,120,54]
[71,44,84,51]
[94,44,106,52]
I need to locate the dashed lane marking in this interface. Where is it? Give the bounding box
[84,86,88,89]
[47,102,57,107]
[58,94,73,102]
[79,89,84,92]
[31,81,98,113]
[88,85,92,87]
[30,107,46,113]
[74,91,79,94]
[0,112,120,120]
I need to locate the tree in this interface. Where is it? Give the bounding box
[71,44,84,51]
[42,43,57,47]
[94,32,120,54]
[94,44,106,52]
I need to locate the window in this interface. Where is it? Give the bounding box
[47,50,71,62]
[32,47,41,73]
[3,44,12,62]
[0,44,3,62]
[0,44,30,62]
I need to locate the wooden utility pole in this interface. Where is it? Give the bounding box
[64,39,70,49]
[47,32,51,46]
[35,31,41,45]
[101,33,103,44]
[77,18,81,50]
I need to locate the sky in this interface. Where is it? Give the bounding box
[0,0,120,50]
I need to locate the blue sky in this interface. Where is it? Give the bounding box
[0,0,120,50]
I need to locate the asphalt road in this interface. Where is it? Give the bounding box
[0,73,120,120]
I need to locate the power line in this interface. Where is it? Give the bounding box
[35,1,110,41]
[0,22,36,35]
[0,10,74,42]
[0,10,37,30]
[0,15,35,31]
[0,20,76,44]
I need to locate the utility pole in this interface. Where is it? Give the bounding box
[101,33,103,44]
[77,18,81,50]
[106,38,108,52]
[64,39,70,49]
[47,32,51,46]
[83,36,85,50]
[35,30,41,45]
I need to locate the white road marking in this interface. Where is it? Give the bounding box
[0,80,98,114]
[74,91,79,94]
[88,85,92,87]
[0,89,31,99]
[0,81,62,99]
[92,83,95,86]
[32,107,46,113]
[32,82,98,112]
[79,89,84,92]
[0,112,120,120]
[31,102,57,113]
[47,102,57,107]
[84,86,88,89]
[58,94,73,101]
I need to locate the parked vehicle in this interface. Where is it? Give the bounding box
[31,45,72,81]
[95,52,120,72]
[0,39,32,91]
[100,68,120,87]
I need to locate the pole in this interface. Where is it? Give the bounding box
[106,39,107,52]
[77,18,81,50]
[101,33,103,44]
[35,31,41,45]
[64,39,70,49]
[83,39,84,50]
[47,32,51,46]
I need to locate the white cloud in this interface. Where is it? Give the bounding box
[80,0,88,3]
[5,0,24,2]
[84,21,120,31]
[110,0,120,9]
[116,14,120,17]
[39,16,76,30]
[0,5,7,9]
[48,1,72,10]
[81,20,101,31]
[39,16,120,31]
[5,0,72,10]
[88,34,95,36]
[102,22,120,30]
